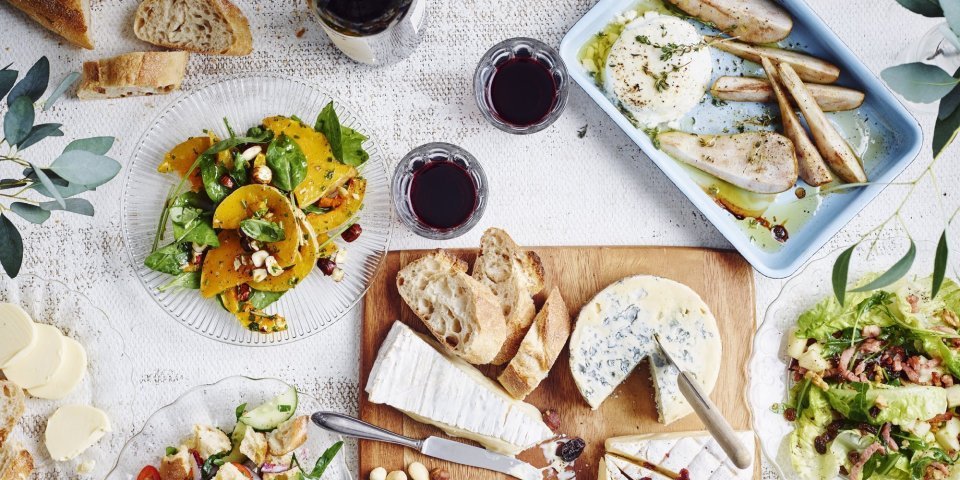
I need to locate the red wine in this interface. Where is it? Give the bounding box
[489,57,558,127]
[409,161,477,230]
[314,0,413,36]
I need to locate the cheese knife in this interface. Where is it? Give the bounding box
[653,334,753,470]
[312,412,543,480]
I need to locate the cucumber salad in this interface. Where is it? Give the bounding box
[135,386,341,480]
[783,275,960,480]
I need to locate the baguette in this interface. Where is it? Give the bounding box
[78,51,189,100]
[498,287,571,399]
[0,382,24,448]
[473,228,545,365]
[4,0,94,49]
[133,0,253,56]
[0,443,33,480]
[396,250,508,365]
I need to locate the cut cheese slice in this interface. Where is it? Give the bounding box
[44,404,111,461]
[3,323,66,389]
[365,321,554,455]
[29,336,87,400]
[606,431,755,479]
[600,454,658,480]
[0,303,36,368]
[569,275,722,424]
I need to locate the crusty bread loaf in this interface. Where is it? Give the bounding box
[4,0,94,49]
[473,228,545,365]
[396,250,507,365]
[498,287,571,399]
[0,443,33,480]
[133,0,253,55]
[78,51,189,100]
[0,382,24,448]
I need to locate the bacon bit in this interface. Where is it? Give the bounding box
[925,461,950,479]
[862,325,882,338]
[906,294,920,313]
[880,423,898,452]
[805,370,829,390]
[860,338,883,353]
[839,348,868,382]
[927,412,955,424]
[849,443,885,480]
[944,374,955,387]
[903,364,921,383]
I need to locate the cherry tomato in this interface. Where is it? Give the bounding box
[136,466,161,480]
[233,463,254,479]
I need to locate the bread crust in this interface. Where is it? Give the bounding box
[0,382,24,448]
[498,287,571,399]
[133,0,253,55]
[4,0,94,49]
[78,51,189,99]
[0,443,33,480]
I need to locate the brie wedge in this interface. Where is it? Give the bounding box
[3,323,66,389]
[569,275,722,424]
[606,431,755,479]
[0,303,36,368]
[600,454,657,480]
[365,321,554,455]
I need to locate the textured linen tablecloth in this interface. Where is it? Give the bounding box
[0,0,955,478]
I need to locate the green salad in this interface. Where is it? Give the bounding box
[784,276,960,480]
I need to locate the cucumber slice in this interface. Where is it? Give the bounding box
[221,421,249,463]
[240,385,298,430]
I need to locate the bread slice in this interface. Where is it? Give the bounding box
[396,250,507,365]
[0,381,24,447]
[133,0,253,55]
[78,51,189,100]
[498,287,570,399]
[0,443,33,480]
[4,0,94,49]
[473,228,545,365]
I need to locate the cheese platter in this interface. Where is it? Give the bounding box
[359,240,759,480]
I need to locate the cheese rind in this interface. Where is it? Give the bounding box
[0,303,36,368]
[3,323,66,389]
[600,454,657,480]
[569,275,722,424]
[606,431,755,479]
[365,321,554,455]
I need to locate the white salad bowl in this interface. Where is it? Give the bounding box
[121,73,394,346]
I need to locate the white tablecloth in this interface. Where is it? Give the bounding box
[0,0,953,478]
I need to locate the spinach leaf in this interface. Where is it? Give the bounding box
[302,204,331,214]
[170,192,219,246]
[159,271,200,291]
[315,103,343,161]
[248,289,284,309]
[199,154,230,204]
[239,218,285,242]
[206,129,273,156]
[340,124,369,167]
[230,151,249,185]
[266,134,307,192]
[145,242,189,275]
[294,441,343,479]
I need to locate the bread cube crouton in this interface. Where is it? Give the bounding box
[263,466,303,480]
[189,424,232,459]
[213,462,248,480]
[159,448,193,480]
[264,450,294,470]
[239,426,268,465]
[267,416,308,455]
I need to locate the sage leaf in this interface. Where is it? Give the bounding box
[199,154,230,203]
[44,72,79,110]
[933,230,949,298]
[6,57,48,105]
[894,0,943,17]
[64,136,114,155]
[249,289,284,310]
[833,244,857,305]
[265,133,307,192]
[144,242,189,275]
[239,218,285,242]
[9,202,50,224]
[881,62,960,103]
[315,102,343,161]
[0,69,17,101]
[0,214,23,277]
[39,198,94,216]
[17,122,62,150]
[851,240,917,292]
[4,95,34,145]
[159,271,201,291]
[49,150,121,187]
[29,162,65,208]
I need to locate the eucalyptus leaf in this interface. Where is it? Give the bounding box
[4,95,34,145]
[941,23,960,51]
[49,150,121,186]
[265,133,307,192]
[833,243,857,306]
[27,167,89,198]
[939,78,960,120]
[9,202,50,224]
[39,198,94,216]
[943,0,960,41]
[934,96,960,158]
[850,240,917,292]
[29,162,65,208]
[933,230,949,298]
[0,69,17,101]
[43,71,79,111]
[893,0,943,17]
[64,136,114,155]
[17,122,62,150]
[6,57,47,105]
[0,214,23,277]
[881,62,960,103]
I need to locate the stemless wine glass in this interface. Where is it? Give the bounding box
[474,37,569,134]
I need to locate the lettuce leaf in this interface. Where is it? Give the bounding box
[825,384,947,426]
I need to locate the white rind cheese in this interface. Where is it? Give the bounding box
[606,431,755,479]
[569,275,721,424]
[366,321,554,455]
[600,454,656,480]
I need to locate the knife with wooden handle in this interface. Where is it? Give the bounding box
[654,334,753,470]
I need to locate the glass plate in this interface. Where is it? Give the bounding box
[105,376,350,480]
[0,274,134,479]
[121,73,393,346]
[749,238,950,479]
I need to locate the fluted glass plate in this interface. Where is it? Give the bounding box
[122,74,393,346]
[105,376,349,480]
[749,238,949,479]
[0,274,134,479]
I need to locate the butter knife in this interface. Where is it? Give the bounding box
[312,412,542,480]
[653,334,753,470]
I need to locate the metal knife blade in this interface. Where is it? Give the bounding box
[420,436,541,480]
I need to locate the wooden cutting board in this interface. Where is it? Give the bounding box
[359,246,759,480]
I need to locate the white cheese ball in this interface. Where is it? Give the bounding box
[604,13,712,127]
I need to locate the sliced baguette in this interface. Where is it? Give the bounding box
[133,0,253,55]
[0,381,24,448]
[498,287,571,399]
[4,0,94,49]
[78,51,189,100]
[0,443,33,480]
[473,228,545,365]
[396,250,508,365]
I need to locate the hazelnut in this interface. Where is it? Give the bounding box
[407,462,429,480]
[369,467,387,480]
[251,250,270,267]
[241,145,263,161]
[252,268,268,282]
[429,468,450,480]
[252,165,273,184]
[542,409,561,432]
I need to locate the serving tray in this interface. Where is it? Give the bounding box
[359,246,759,480]
[558,0,923,278]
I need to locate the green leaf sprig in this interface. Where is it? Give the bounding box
[292,441,344,479]
[315,102,370,167]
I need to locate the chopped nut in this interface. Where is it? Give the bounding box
[191,242,205,253]
[804,370,829,391]
[241,145,263,162]
[252,165,273,185]
[233,257,242,271]
[408,462,429,480]
[251,250,270,268]
[331,267,345,282]
[542,409,561,432]
[252,268,268,282]
[369,468,387,480]
[334,248,347,264]
[338,186,350,197]
[429,468,450,480]
[940,309,960,328]
[386,471,407,480]
[265,256,283,276]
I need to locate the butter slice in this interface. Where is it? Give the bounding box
[3,323,65,389]
[0,303,36,368]
[45,404,111,461]
[29,336,87,400]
